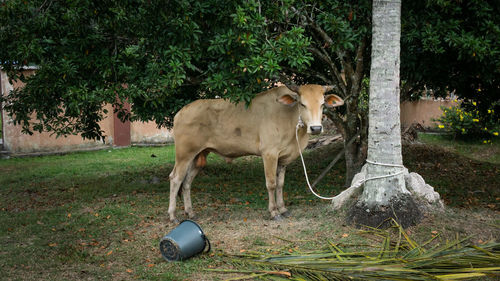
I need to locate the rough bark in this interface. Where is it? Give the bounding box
[347,0,421,228]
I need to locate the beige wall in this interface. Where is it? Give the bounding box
[130,121,173,144]
[1,70,172,154]
[400,99,456,128]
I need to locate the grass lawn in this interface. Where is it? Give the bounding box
[418,133,500,164]
[0,138,499,280]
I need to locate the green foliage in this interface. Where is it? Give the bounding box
[0,0,318,139]
[1,0,498,147]
[401,0,500,104]
[435,100,500,141]
[223,220,500,280]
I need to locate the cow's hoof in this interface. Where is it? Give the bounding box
[271,214,284,221]
[170,218,180,225]
[187,213,197,220]
[281,210,291,218]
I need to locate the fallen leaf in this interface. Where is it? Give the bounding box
[48,243,57,247]
[239,249,246,253]
[431,230,438,234]
[67,213,72,218]
[106,250,113,256]
[126,269,133,273]
[243,218,247,222]
[342,233,349,238]
[268,271,291,277]
[147,264,155,268]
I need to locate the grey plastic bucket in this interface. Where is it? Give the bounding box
[159,220,211,261]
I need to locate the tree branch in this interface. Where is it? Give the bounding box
[281,66,333,85]
[290,6,349,96]
[305,18,352,85]
[354,38,366,82]
[324,110,346,138]
[308,47,347,96]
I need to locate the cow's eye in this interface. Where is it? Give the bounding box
[300,103,306,107]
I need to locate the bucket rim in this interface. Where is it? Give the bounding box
[159,236,182,261]
[179,219,205,235]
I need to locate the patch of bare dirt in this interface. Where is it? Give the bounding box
[132,201,499,280]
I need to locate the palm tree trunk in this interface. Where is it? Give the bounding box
[347,0,421,228]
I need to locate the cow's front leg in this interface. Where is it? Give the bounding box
[276,165,290,217]
[262,154,281,220]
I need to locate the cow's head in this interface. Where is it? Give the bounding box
[278,84,344,135]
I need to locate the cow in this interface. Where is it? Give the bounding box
[168,84,344,222]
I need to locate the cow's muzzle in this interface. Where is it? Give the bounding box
[309,126,323,135]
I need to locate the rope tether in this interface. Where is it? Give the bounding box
[295,117,405,200]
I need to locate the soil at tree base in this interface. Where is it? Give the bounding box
[347,193,423,228]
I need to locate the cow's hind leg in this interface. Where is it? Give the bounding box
[262,153,281,220]
[276,165,290,217]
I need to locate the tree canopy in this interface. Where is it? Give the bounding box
[0,0,318,140]
[401,0,500,104]
[1,0,498,180]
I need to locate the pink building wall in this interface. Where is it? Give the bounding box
[400,99,456,128]
[1,69,172,155]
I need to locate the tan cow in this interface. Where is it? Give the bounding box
[168,84,344,222]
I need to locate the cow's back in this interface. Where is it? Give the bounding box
[172,87,302,159]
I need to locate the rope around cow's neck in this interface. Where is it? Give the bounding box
[295,116,406,200]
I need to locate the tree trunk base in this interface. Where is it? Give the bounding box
[347,194,422,228]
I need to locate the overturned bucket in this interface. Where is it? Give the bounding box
[159,220,211,261]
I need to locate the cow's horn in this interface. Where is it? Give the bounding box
[323,85,336,92]
[285,83,300,94]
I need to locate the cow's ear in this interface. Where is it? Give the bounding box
[277,93,299,106]
[324,94,344,108]
[285,83,300,94]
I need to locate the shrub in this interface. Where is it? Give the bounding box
[435,100,499,142]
